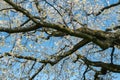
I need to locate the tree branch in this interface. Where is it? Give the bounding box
[0,23,41,33]
[95,1,120,16]
[77,54,120,73]
[29,63,46,80]
[111,47,115,64]
[3,0,120,49]
[0,39,89,65]
[4,0,40,23]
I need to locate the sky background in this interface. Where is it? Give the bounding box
[0,0,120,80]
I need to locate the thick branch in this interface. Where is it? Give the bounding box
[106,26,120,31]
[3,0,120,49]
[0,39,89,65]
[77,54,120,73]
[0,24,40,33]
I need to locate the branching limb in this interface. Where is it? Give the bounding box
[4,0,40,23]
[44,0,68,27]
[77,54,120,73]
[95,1,120,16]
[0,39,89,66]
[3,0,120,50]
[84,1,120,16]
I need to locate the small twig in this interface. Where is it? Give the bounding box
[95,1,120,16]
[44,0,68,27]
[0,8,14,12]
[111,47,115,64]
[82,66,89,80]
[29,63,46,80]
[20,19,31,27]
[28,61,36,74]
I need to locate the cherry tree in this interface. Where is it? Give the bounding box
[0,0,120,80]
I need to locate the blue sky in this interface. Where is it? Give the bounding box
[0,0,120,80]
